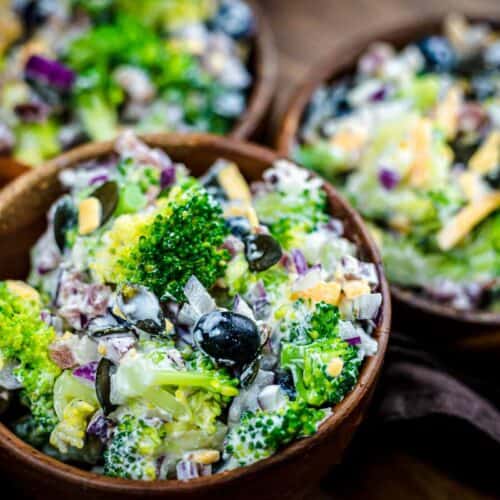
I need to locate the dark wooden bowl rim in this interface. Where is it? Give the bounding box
[276,12,500,328]
[0,133,391,494]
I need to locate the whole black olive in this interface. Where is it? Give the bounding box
[226,216,251,239]
[91,180,119,227]
[53,196,77,252]
[116,283,165,335]
[95,358,117,415]
[193,311,261,370]
[244,233,282,272]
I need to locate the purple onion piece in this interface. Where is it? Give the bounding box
[346,336,362,346]
[89,174,109,185]
[14,101,51,123]
[324,218,344,236]
[370,86,387,102]
[291,249,308,275]
[25,55,75,91]
[378,167,400,190]
[160,165,176,189]
[87,412,112,443]
[73,361,99,383]
[176,460,200,481]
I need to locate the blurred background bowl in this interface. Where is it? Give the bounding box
[0,133,390,500]
[0,0,277,187]
[276,13,500,350]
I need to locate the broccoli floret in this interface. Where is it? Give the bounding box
[223,400,328,468]
[254,173,327,250]
[280,301,361,407]
[94,180,230,301]
[0,282,61,440]
[280,304,360,407]
[104,414,165,480]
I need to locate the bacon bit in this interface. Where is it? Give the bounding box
[49,343,77,369]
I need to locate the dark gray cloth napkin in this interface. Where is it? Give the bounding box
[377,332,500,443]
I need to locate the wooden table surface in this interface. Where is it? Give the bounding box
[256,0,500,499]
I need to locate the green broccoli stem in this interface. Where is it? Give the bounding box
[143,387,186,418]
[149,370,239,397]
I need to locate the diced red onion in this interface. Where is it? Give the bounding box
[89,174,109,185]
[370,86,387,102]
[14,101,51,123]
[323,218,344,236]
[378,167,400,190]
[346,336,362,346]
[291,249,308,275]
[176,460,211,481]
[160,165,176,189]
[233,295,255,319]
[87,411,112,443]
[0,123,14,154]
[183,275,216,316]
[73,361,98,383]
[25,55,75,91]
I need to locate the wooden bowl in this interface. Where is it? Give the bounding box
[0,133,390,500]
[276,13,500,349]
[0,0,277,186]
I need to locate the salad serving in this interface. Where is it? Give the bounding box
[294,14,500,312]
[0,132,382,481]
[0,0,255,166]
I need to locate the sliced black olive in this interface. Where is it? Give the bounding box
[193,311,261,371]
[95,358,117,415]
[91,180,119,227]
[53,196,77,252]
[485,167,500,189]
[87,312,131,338]
[244,233,282,272]
[226,216,251,239]
[15,0,52,36]
[275,370,296,399]
[0,390,11,416]
[451,133,481,165]
[239,359,260,387]
[116,283,165,335]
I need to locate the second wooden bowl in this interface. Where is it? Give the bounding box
[0,133,390,500]
[0,0,277,185]
[276,13,500,350]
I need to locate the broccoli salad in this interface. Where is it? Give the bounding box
[0,0,255,166]
[295,14,500,312]
[0,132,382,480]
